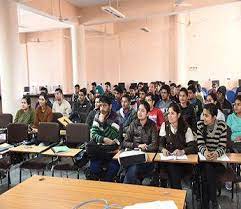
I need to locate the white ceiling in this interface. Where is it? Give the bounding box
[66,0,109,8]
[18,7,71,33]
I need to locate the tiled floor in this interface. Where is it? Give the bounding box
[0,165,239,209]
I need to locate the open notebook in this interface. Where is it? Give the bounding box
[198,152,230,161]
[123,200,178,209]
[160,153,188,160]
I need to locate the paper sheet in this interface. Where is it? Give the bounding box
[123,200,178,209]
[160,153,188,160]
[198,152,230,161]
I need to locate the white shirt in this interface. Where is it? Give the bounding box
[52,99,71,117]
[159,122,196,143]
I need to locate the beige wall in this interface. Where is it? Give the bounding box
[22,29,73,93]
[85,15,176,86]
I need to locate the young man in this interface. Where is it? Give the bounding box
[156,84,172,115]
[137,87,147,107]
[170,83,179,103]
[122,100,159,184]
[216,86,233,118]
[71,84,80,114]
[104,82,115,100]
[70,88,92,123]
[89,95,121,182]
[112,86,123,112]
[91,82,97,94]
[117,94,136,134]
[188,85,203,121]
[129,84,138,110]
[146,93,165,131]
[148,81,160,103]
[52,88,71,117]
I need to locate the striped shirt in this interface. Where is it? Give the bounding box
[197,120,227,157]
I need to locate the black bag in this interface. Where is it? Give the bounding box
[86,140,119,160]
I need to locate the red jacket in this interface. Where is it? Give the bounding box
[148,107,165,131]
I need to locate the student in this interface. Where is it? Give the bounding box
[32,93,53,131]
[122,100,159,184]
[148,81,160,103]
[89,95,121,182]
[156,84,172,115]
[52,88,71,117]
[146,93,165,131]
[88,90,96,109]
[170,83,179,103]
[179,87,197,133]
[187,85,203,121]
[112,86,123,112]
[91,82,97,94]
[70,88,92,123]
[71,84,80,107]
[216,86,233,117]
[159,102,197,189]
[117,94,136,134]
[129,84,138,110]
[137,87,147,107]
[137,82,144,92]
[197,103,227,209]
[104,82,115,100]
[14,96,35,126]
[201,92,225,121]
[227,95,241,144]
[86,96,100,128]
[35,87,52,109]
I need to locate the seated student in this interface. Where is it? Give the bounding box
[88,90,96,109]
[71,84,80,112]
[179,87,197,133]
[14,96,35,126]
[91,82,97,94]
[129,84,138,110]
[112,86,123,112]
[201,92,225,121]
[70,88,92,123]
[148,82,160,104]
[227,95,241,147]
[159,102,197,189]
[35,87,52,109]
[137,87,147,107]
[187,85,203,121]
[146,93,165,131]
[104,82,115,100]
[86,96,100,128]
[216,86,233,118]
[197,103,227,209]
[32,93,53,131]
[89,95,121,182]
[117,94,136,134]
[170,83,179,103]
[137,82,144,92]
[156,84,172,115]
[52,88,71,117]
[122,100,159,184]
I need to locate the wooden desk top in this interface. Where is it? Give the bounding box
[114,151,198,165]
[199,153,241,164]
[42,148,82,157]
[0,176,186,209]
[9,145,49,154]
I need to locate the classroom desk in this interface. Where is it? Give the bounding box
[114,151,199,165]
[199,153,241,164]
[9,145,49,154]
[42,148,82,157]
[0,176,186,209]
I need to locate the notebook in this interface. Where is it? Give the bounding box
[160,153,188,161]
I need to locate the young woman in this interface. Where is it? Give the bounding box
[145,93,165,131]
[201,92,225,121]
[227,95,241,149]
[14,96,35,126]
[197,103,227,209]
[159,102,197,189]
[179,87,197,132]
[32,93,53,132]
